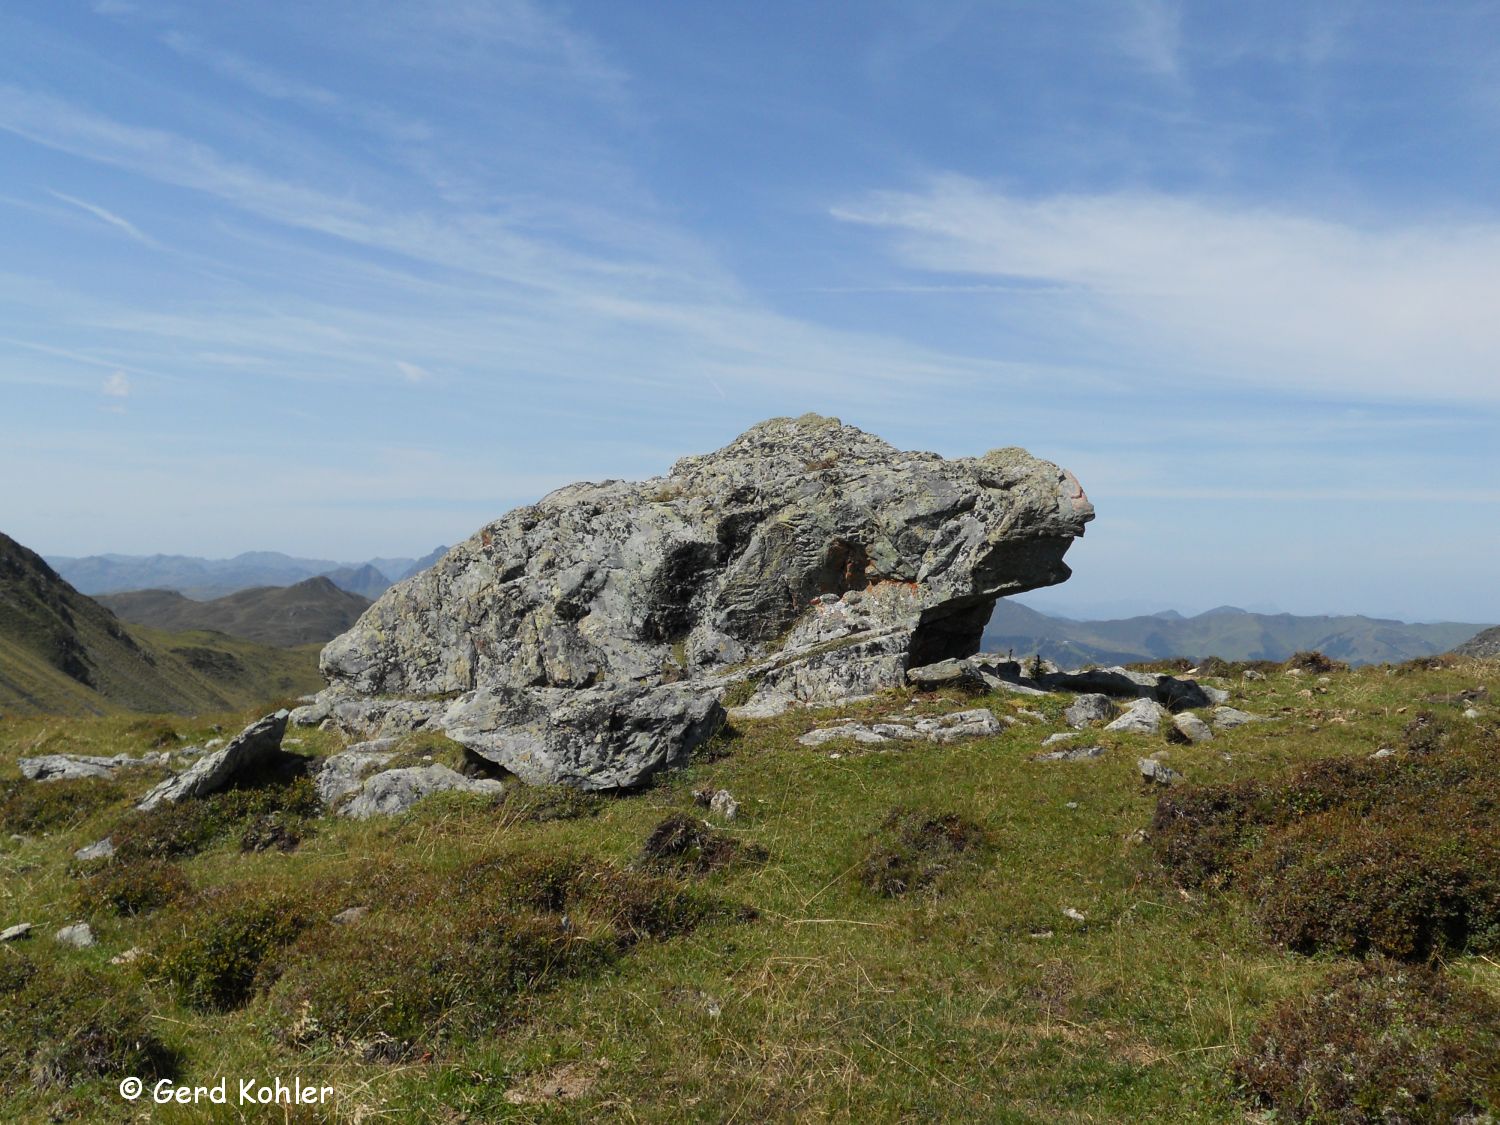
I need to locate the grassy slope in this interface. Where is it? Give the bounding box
[1,661,1497,1121]
[98,579,370,649]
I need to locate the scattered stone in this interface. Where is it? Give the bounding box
[1243,669,1266,681]
[317,417,1092,787]
[1370,747,1397,760]
[1463,707,1482,720]
[204,738,224,750]
[1,923,33,942]
[338,765,503,820]
[1042,731,1080,746]
[1064,801,1079,809]
[1105,698,1168,735]
[1017,709,1046,722]
[906,658,988,692]
[110,946,143,965]
[1064,693,1118,729]
[1126,827,1149,845]
[136,710,290,812]
[797,708,1005,747]
[314,740,399,807]
[55,922,95,948]
[1035,744,1107,762]
[1138,758,1180,785]
[1171,712,1214,744]
[1211,706,1269,730]
[331,906,370,926]
[18,751,170,781]
[73,837,115,862]
[693,788,740,821]
[1062,907,1086,923]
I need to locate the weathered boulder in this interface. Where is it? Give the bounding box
[136,711,288,812]
[1035,743,1107,762]
[1212,706,1269,730]
[314,740,399,807]
[1105,698,1169,735]
[906,658,988,691]
[1064,693,1118,729]
[315,416,1091,788]
[1172,711,1214,743]
[796,708,1006,747]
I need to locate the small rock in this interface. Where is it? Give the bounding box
[1,923,34,942]
[1105,698,1167,735]
[331,906,370,926]
[1369,747,1396,760]
[1064,801,1079,809]
[1035,744,1107,762]
[110,946,144,965]
[1064,693,1119,729]
[1062,907,1086,923]
[73,837,116,862]
[1463,708,1481,720]
[906,658,987,692]
[1212,706,1268,730]
[1242,669,1266,681]
[1138,758,1180,785]
[204,738,225,750]
[1171,712,1214,744]
[1041,732,1081,747]
[1029,929,1054,939]
[1018,709,1046,722]
[709,790,740,821]
[1126,827,1149,845]
[55,922,95,948]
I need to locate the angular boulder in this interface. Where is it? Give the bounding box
[338,765,503,820]
[316,416,1092,789]
[136,710,289,812]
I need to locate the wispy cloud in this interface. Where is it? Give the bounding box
[1118,0,1184,79]
[102,370,130,397]
[835,178,1500,403]
[48,189,159,248]
[394,360,432,383]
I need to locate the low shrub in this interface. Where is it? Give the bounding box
[113,772,320,861]
[0,954,178,1091]
[1236,961,1500,1122]
[0,777,124,836]
[637,812,767,875]
[158,893,311,1011]
[501,785,604,824]
[80,858,190,916]
[1284,650,1347,674]
[857,807,989,898]
[1152,739,1500,959]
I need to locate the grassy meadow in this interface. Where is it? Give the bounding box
[0,657,1496,1122]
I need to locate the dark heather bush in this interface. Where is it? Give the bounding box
[0,777,124,836]
[1152,738,1500,959]
[637,812,767,875]
[113,773,320,861]
[1236,961,1500,1123]
[858,807,989,898]
[80,857,190,916]
[0,954,178,1091]
[1284,650,1348,673]
[159,894,311,1011]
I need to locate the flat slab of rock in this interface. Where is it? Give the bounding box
[0,923,33,942]
[337,765,503,819]
[1036,743,1107,762]
[74,837,116,862]
[1105,698,1169,735]
[1138,758,1180,785]
[1212,706,1269,730]
[906,658,988,691]
[19,752,170,781]
[798,708,1006,747]
[315,740,399,807]
[136,710,289,812]
[316,417,1092,788]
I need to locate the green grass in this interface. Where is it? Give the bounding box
[0,660,1495,1120]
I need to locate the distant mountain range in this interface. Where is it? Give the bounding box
[0,532,322,715]
[98,577,370,648]
[983,600,1491,667]
[48,546,447,600]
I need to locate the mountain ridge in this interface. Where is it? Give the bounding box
[98,577,371,648]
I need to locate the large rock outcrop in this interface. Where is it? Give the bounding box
[315,415,1092,789]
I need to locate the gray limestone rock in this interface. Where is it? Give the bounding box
[444,683,724,790]
[338,765,503,819]
[0,923,33,942]
[19,752,170,781]
[55,922,95,948]
[1042,732,1080,747]
[906,658,987,691]
[136,710,289,812]
[1106,699,1169,735]
[315,740,400,807]
[73,837,116,862]
[315,417,1091,788]
[1064,694,1119,729]
[1138,758,1180,785]
[1172,712,1214,744]
[1036,743,1107,762]
[797,708,1004,747]
[1212,706,1268,730]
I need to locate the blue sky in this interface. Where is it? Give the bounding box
[2,1,1497,622]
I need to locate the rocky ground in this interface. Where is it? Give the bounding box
[1,653,1497,1121]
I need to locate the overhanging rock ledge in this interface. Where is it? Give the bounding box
[309,415,1093,789]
